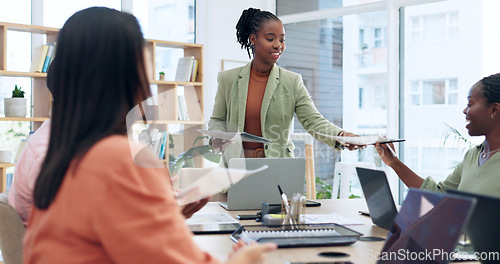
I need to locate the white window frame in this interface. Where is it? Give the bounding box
[408,78,459,106]
[409,11,459,43]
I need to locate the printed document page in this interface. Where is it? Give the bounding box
[316,132,404,145]
[176,165,268,206]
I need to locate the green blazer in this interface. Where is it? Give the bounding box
[209,62,343,163]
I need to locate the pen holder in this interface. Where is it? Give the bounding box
[280,193,306,228]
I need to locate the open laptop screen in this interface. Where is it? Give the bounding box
[355,167,398,230]
[222,158,306,210]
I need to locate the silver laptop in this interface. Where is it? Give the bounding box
[220,158,306,210]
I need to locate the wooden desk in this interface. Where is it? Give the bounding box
[193,199,388,264]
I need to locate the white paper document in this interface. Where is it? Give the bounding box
[315,132,404,146]
[185,213,239,225]
[301,212,363,226]
[198,129,271,144]
[176,165,268,206]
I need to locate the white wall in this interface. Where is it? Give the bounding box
[196,0,275,125]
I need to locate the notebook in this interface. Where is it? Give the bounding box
[355,167,398,230]
[378,188,475,264]
[447,189,500,263]
[220,158,306,210]
[231,223,362,248]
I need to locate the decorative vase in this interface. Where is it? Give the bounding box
[4,97,27,117]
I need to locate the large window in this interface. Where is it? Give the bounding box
[401,0,498,197]
[133,0,195,42]
[278,0,500,202]
[277,1,388,198]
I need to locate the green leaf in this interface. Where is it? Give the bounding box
[12,85,25,98]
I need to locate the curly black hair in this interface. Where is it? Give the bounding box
[480,73,500,104]
[235,7,281,59]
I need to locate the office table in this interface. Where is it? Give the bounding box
[193,199,388,264]
[193,199,481,264]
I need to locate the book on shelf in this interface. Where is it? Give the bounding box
[138,128,163,156]
[31,42,57,73]
[177,94,189,121]
[42,42,56,73]
[175,56,196,82]
[158,132,168,160]
[154,133,163,158]
[190,59,199,82]
[31,44,49,73]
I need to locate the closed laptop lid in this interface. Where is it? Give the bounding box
[222,158,306,210]
[379,188,476,264]
[355,167,398,230]
[447,189,500,263]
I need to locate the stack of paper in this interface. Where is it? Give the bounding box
[198,129,271,144]
[315,132,404,145]
[176,165,268,206]
[301,212,363,225]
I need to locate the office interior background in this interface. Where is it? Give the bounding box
[1,0,499,203]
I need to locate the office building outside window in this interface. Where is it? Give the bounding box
[278,0,500,201]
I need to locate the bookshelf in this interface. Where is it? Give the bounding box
[0,22,57,192]
[0,22,57,128]
[0,21,205,189]
[146,39,205,169]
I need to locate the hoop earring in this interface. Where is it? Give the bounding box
[491,114,496,119]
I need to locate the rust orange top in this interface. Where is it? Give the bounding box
[243,66,269,150]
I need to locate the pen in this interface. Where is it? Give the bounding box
[387,144,398,158]
[376,141,399,158]
[359,210,370,217]
[277,185,293,226]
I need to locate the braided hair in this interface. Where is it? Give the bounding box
[480,73,500,105]
[236,7,281,59]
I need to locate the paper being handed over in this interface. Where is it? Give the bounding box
[315,132,404,146]
[176,165,268,206]
[198,129,271,144]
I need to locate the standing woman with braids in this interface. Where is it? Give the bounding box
[376,73,500,197]
[23,7,276,264]
[209,7,359,163]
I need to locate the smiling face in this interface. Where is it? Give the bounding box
[463,82,494,136]
[249,19,285,70]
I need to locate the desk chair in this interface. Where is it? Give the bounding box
[289,133,316,199]
[333,162,375,199]
[0,192,25,264]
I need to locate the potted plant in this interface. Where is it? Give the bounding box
[4,85,27,117]
[159,71,165,80]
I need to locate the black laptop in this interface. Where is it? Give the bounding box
[355,167,398,230]
[379,188,476,264]
[447,189,500,263]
